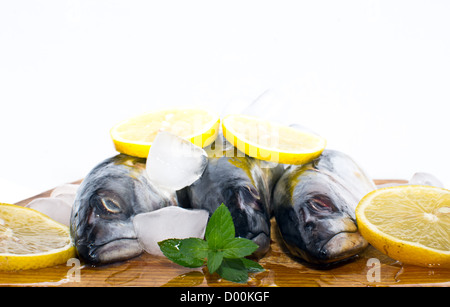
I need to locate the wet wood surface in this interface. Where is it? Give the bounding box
[2,179,450,287]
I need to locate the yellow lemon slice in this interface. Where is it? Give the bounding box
[356,185,450,268]
[0,203,76,271]
[222,114,326,164]
[110,107,220,158]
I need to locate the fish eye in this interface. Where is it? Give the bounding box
[307,195,335,213]
[238,185,263,212]
[100,197,122,214]
[91,190,123,215]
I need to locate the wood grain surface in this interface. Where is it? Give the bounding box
[2,179,449,287]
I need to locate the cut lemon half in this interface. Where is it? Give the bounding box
[0,203,75,271]
[110,107,220,158]
[222,114,326,164]
[356,185,450,268]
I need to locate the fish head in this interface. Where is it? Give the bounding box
[226,183,271,258]
[179,156,273,258]
[71,177,142,265]
[298,187,367,263]
[276,169,368,264]
[70,155,169,265]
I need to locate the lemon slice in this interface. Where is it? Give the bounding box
[356,185,450,268]
[110,107,220,158]
[0,203,75,271]
[222,114,326,164]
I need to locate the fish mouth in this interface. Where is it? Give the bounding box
[250,232,270,259]
[78,238,143,266]
[319,231,368,263]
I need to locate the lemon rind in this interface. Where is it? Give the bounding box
[110,107,221,148]
[222,114,326,165]
[0,244,74,258]
[222,114,326,154]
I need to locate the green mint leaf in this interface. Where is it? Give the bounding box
[158,239,205,268]
[207,250,223,274]
[158,204,265,285]
[178,238,208,260]
[241,258,265,273]
[205,203,235,250]
[222,237,259,258]
[216,258,248,284]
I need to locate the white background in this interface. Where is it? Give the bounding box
[1,0,449,204]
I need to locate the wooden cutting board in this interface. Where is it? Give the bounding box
[2,179,449,287]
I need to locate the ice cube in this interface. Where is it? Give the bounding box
[50,183,80,198]
[146,131,208,191]
[53,193,77,207]
[49,183,79,207]
[26,198,72,226]
[409,172,444,188]
[133,206,209,256]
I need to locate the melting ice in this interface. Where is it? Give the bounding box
[133,206,209,256]
[50,183,80,207]
[408,172,444,188]
[136,131,210,256]
[146,131,208,191]
[25,183,80,226]
[26,197,72,226]
[376,172,445,189]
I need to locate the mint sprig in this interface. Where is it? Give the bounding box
[158,204,264,283]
